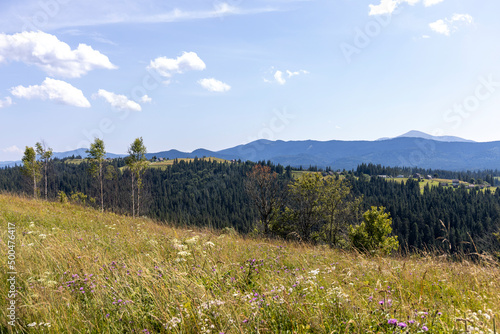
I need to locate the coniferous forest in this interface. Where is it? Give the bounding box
[1,158,499,255]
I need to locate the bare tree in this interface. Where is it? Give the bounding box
[245,164,286,235]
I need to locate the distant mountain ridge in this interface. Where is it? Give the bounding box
[2,131,499,170]
[378,130,476,143]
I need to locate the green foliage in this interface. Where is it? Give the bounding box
[126,137,149,217]
[58,191,68,204]
[86,138,106,212]
[349,206,399,255]
[35,141,53,200]
[21,146,41,198]
[273,173,361,245]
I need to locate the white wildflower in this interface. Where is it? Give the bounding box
[204,241,215,247]
[309,269,320,276]
[177,251,191,257]
[185,236,199,245]
[173,243,187,250]
[39,234,47,239]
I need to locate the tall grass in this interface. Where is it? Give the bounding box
[1,193,499,333]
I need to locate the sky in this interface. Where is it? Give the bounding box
[1,0,500,161]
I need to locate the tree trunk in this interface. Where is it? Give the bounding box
[44,161,48,200]
[131,173,135,218]
[33,171,36,198]
[137,180,140,218]
[100,162,103,212]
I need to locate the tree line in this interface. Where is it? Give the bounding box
[1,140,500,255]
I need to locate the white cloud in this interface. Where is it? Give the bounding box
[147,52,206,82]
[0,2,279,32]
[267,69,309,85]
[198,78,231,93]
[1,145,22,154]
[95,89,141,112]
[274,71,287,85]
[0,31,117,78]
[423,0,444,6]
[429,13,473,36]
[0,96,13,108]
[140,95,152,103]
[369,0,399,16]
[10,78,91,108]
[369,0,443,15]
[429,19,450,35]
[451,13,473,24]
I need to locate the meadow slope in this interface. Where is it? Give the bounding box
[1,194,499,333]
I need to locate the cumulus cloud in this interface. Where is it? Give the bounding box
[369,0,443,15]
[147,52,206,82]
[266,69,309,85]
[429,14,473,36]
[423,0,444,6]
[95,89,141,112]
[429,19,450,35]
[10,78,91,108]
[1,145,22,154]
[140,95,152,103]
[0,31,117,78]
[0,96,13,108]
[198,78,231,92]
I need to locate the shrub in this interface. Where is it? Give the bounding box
[348,206,399,255]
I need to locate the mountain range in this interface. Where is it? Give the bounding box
[2,131,499,171]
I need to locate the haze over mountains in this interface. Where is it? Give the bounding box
[3,131,500,170]
[377,130,476,143]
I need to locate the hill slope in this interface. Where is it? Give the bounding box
[1,194,499,333]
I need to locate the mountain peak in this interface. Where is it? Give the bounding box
[378,130,475,143]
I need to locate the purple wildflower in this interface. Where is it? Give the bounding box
[388,319,398,325]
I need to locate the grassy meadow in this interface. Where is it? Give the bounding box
[1,193,499,333]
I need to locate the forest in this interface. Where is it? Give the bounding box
[1,156,500,255]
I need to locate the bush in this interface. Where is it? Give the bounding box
[348,206,399,255]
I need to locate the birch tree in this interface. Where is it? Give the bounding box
[35,141,53,200]
[126,137,149,218]
[21,146,41,198]
[86,138,106,212]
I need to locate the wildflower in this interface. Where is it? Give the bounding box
[397,322,407,328]
[39,234,47,239]
[27,322,37,327]
[309,269,320,276]
[177,251,191,257]
[204,241,215,247]
[422,325,429,331]
[388,319,398,325]
[185,236,199,244]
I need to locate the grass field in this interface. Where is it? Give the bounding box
[148,157,229,170]
[1,193,499,333]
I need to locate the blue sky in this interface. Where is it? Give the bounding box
[1,0,500,161]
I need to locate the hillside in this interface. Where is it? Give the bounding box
[1,194,499,333]
[3,132,500,170]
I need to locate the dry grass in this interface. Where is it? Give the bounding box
[1,193,499,333]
